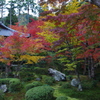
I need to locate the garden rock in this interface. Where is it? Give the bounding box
[77,84,82,91]
[48,68,66,81]
[71,78,79,87]
[36,78,41,81]
[0,84,7,92]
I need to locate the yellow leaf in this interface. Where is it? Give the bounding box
[19,55,45,64]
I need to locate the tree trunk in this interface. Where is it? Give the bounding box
[1,6,3,22]
[90,56,94,78]
[27,2,30,24]
[87,57,91,79]
[10,8,12,26]
[83,57,87,75]
[5,65,9,78]
[14,65,19,78]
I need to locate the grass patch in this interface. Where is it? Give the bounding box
[58,86,100,100]
[53,85,80,100]
[52,79,100,100]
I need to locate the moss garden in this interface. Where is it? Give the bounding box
[0,67,100,100]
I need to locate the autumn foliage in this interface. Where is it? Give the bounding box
[39,1,100,78]
[0,0,100,79]
[0,19,51,65]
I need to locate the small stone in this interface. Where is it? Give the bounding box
[0,84,7,92]
[36,78,41,81]
[71,78,79,87]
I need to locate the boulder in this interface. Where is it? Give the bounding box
[71,79,83,91]
[48,68,66,81]
[71,78,79,87]
[0,84,7,92]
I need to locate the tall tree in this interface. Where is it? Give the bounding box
[0,0,6,23]
[5,0,18,26]
[22,0,38,23]
[0,19,51,77]
[16,0,25,16]
[39,0,100,82]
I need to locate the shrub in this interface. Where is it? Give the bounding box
[0,78,12,85]
[33,67,48,75]
[56,96,68,100]
[25,86,55,100]
[0,78,20,87]
[0,90,5,100]
[8,72,14,78]
[9,79,22,92]
[42,76,55,85]
[61,82,71,89]
[91,80,98,87]
[81,80,98,90]
[67,75,73,80]
[25,81,43,91]
[19,67,34,82]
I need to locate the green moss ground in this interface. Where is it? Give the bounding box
[4,75,100,100]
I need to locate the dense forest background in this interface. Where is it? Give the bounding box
[0,0,41,26]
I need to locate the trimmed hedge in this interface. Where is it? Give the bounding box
[0,78,23,92]
[0,78,12,85]
[9,79,22,92]
[25,86,55,100]
[25,81,43,91]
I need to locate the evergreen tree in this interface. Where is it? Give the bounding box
[5,0,18,26]
[0,0,6,23]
